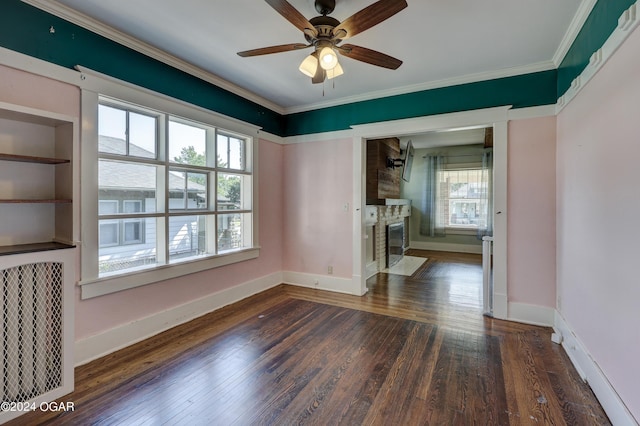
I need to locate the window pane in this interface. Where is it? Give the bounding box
[449,201,480,225]
[217,134,245,170]
[169,121,206,166]
[129,111,156,159]
[169,170,208,210]
[441,169,486,228]
[188,173,207,209]
[99,218,158,275]
[99,160,157,210]
[169,171,187,209]
[99,222,118,246]
[217,173,244,210]
[168,215,208,262]
[229,136,244,170]
[216,134,228,168]
[218,213,250,252]
[98,105,126,155]
[124,219,144,243]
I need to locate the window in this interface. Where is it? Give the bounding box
[439,169,488,229]
[98,200,145,247]
[90,96,255,283]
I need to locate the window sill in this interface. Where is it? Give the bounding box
[444,227,479,236]
[79,247,260,299]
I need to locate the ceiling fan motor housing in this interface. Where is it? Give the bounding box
[315,0,336,15]
[306,16,341,42]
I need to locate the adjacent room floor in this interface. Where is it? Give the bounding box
[8,250,609,425]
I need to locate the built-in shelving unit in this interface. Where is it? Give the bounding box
[0,102,76,255]
[0,199,73,204]
[0,101,76,423]
[0,241,75,256]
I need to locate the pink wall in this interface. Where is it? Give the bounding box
[556,26,640,421]
[1,58,285,338]
[507,117,557,307]
[282,139,353,278]
[75,138,284,338]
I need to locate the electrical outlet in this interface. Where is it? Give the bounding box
[328,265,333,274]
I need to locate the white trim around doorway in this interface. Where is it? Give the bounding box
[350,106,512,319]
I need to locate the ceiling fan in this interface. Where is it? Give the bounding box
[237,0,408,84]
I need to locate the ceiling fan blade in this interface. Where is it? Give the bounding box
[264,0,318,37]
[237,43,310,57]
[338,44,402,69]
[334,0,407,39]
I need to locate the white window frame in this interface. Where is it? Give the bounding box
[440,165,486,234]
[79,72,260,299]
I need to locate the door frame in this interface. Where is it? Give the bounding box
[350,106,510,319]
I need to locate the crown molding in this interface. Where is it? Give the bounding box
[552,0,598,67]
[284,60,555,114]
[21,0,286,115]
[556,3,638,113]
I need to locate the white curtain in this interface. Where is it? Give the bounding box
[477,149,493,239]
[420,155,446,237]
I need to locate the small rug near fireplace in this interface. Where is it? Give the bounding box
[382,256,427,276]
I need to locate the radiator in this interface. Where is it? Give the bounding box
[1,262,64,405]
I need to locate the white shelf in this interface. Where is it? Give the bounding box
[0,103,75,250]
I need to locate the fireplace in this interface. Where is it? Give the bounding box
[386,222,405,268]
[365,200,411,278]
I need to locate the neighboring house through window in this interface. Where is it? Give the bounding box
[440,168,487,229]
[97,99,253,275]
[80,81,258,299]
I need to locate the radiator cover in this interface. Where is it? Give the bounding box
[0,250,74,423]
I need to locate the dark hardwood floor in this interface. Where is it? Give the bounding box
[8,250,609,425]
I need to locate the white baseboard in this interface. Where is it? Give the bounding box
[75,271,283,366]
[365,261,378,279]
[282,271,359,295]
[554,311,638,426]
[493,292,508,320]
[410,241,482,254]
[508,302,555,327]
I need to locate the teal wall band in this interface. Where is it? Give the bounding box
[284,70,557,136]
[0,0,285,135]
[0,0,632,137]
[557,0,636,98]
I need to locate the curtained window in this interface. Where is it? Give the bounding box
[420,150,493,238]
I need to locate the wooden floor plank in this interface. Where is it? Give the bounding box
[6,250,610,425]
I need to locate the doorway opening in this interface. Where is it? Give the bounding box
[351,107,509,320]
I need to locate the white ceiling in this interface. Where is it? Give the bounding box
[42,0,589,114]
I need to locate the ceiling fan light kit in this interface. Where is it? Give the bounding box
[326,62,344,80]
[238,0,408,84]
[299,53,318,77]
[318,46,338,70]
